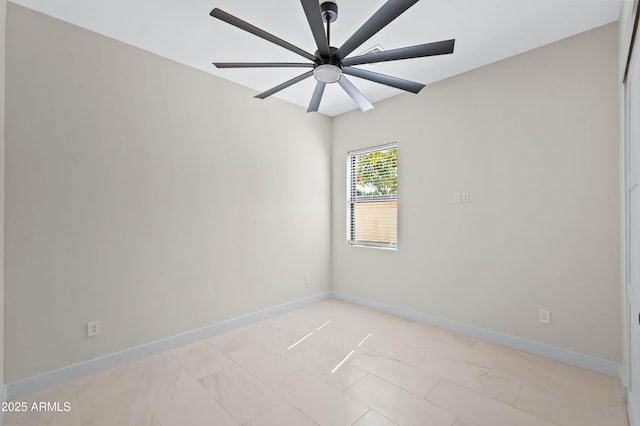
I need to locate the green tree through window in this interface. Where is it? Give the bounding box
[356,148,397,196]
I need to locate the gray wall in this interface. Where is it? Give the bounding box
[0,0,5,391]
[331,23,621,362]
[5,4,331,382]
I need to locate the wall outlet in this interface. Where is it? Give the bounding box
[538,309,551,324]
[305,274,311,285]
[87,320,101,337]
[461,192,470,203]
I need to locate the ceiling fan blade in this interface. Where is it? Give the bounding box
[308,82,326,112]
[254,70,314,99]
[214,62,313,68]
[336,0,420,60]
[343,67,424,93]
[338,76,374,112]
[210,8,317,62]
[342,39,455,66]
[300,0,330,58]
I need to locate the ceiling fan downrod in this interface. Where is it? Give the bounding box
[321,1,338,48]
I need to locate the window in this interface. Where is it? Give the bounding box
[347,143,398,249]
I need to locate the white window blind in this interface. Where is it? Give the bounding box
[347,143,397,249]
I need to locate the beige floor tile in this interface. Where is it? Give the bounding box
[20,378,81,404]
[153,395,236,426]
[74,365,138,408]
[128,352,209,412]
[491,348,573,390]
[407,323,478,360]
[515,382,628,426]
[419,352,488,382]
[200,363,281,424]
[492,351,614,413]
[2,411,42,426]
[305,325,369,360]
[463,372,524,405]
[171,339,234,379]
[243,321,303,356]
[316,311,375,341]
[244,402,318,426]
[353,309,415,334]
[207,329,256,355]
[263,308,332,337]
[284,339,367,390]
[553,366,615,411]
[352,410,398,425]
[351,350,440,397]
[611,403,631,425]
[419,354,522,404]
[452,418,480,426]
[364,333,425,367]
[427,381,555,426]
[42,407,83,426]
[228,340,299,386]
[78,389,156,426]
[462,341,503,368]
[310,306,413,350]
[271,370,368,426]
[611,383,626,406]
[346,374,456,426]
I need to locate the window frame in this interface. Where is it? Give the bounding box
[346,142,398,250]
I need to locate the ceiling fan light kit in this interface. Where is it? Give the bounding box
[314,64,342,83]
[210,0,455,113]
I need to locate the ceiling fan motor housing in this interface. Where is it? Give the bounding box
[313,46,341,83]
[321,1,338,23]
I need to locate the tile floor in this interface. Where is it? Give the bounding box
[3,299,629,426]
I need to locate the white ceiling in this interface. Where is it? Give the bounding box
[10,0,623,116]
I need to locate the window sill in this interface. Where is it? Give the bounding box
[348,243,397,251]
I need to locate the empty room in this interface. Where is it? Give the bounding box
[0,0,637,425]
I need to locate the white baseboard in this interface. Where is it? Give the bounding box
[332,291,621,378]
[6,292,331,400]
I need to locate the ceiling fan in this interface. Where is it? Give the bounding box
[209,0,455,113]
